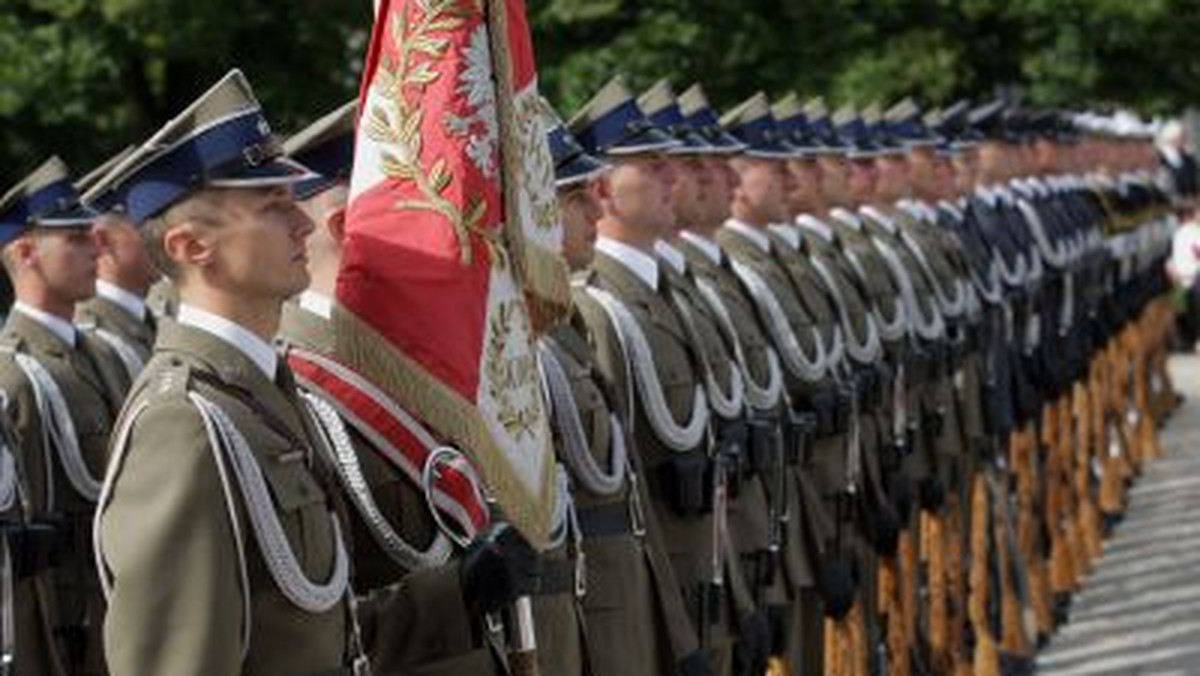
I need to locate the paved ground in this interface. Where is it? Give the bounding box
[1038,354,1200,676]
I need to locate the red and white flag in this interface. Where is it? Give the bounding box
[333,0,564,546]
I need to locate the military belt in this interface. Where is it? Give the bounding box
[534,558,579,597]
[575,502,634,538]
[2,516,69,579]
[797,389,848,439]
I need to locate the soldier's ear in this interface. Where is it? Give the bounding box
[161,222,215,270]
[325,206,346,246]
[6,236,38,271]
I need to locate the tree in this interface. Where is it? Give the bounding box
[2,0,1199,182]
[0,0,368,182]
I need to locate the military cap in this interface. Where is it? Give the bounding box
[771,93,824,157]
[803,97,848,153]
[76,146,135,195]
[284,100,358,200]
[81,69,314,223]
[934,99,982,152]
[539,98,609,188]
[832,105,882,160]
[76,145,137,214]
[676,84,746,153]
[568,75,679,157]
[721,92,796,159]
[861,102,906,155]
[0,156,96,247]
[885,97,940,148]
[637,79,718,154]
[967,98,1012,143]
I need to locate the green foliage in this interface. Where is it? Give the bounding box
[1,0,1198,183]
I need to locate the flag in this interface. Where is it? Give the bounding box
[335,0,562,546]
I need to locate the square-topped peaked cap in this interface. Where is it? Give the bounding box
[284,99,358,201]
[803,97,849,154]
[935,99,982,151]
[861,102,906,156]
[885,97,940,148]
[832,105,882,160]
[676,84,746,153]
[637,79,719,155]
[568,75,680,157]
[538,97,609,188]
[721,92,797,159]
[967,98,1014,143]
[0,156,97,248]
[771,93,824,157]
[75,145,137,215]
[82,69,315,224]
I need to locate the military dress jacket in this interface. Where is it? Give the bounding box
[277,301,500,676]
[76,293,156,382]
[574,251,720,658]
[97,321,351,676]
[0,309,130,676]
[541,306,703,676]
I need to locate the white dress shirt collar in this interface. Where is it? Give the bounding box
[13,302,77,347]
[298,290,334,320]
[829,207,863,230]
[679,230,723,266]
[768,223,801,250]
[595,236,660,291]
[859,205,897,234]
[795,214,834,241]
[654,239,688,275]
[96,280,147,322]
[722,219,772,253]
[177,303,278,379]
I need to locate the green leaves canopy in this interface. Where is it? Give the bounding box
[2,0,1197,182]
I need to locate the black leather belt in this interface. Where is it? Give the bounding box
[535,558,578,597]
[576,502,633,538]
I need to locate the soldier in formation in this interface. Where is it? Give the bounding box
[0,62,1181,676]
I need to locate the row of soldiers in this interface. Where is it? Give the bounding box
[0,65,1179,676]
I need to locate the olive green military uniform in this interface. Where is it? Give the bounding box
[144,278,179,320]
[859,206,946,495]
[541,298,705,676]
[716,223,839,675]
[96,321,353,676]
[576,250,723,673]
[277,300,503,676]
[76,292,156,382]
[0,309,130,676]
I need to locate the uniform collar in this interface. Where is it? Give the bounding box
[13,301,77,347]
[829,207,863,229]
[96,279,147,322]
[177,303,277,379]
[795,213,834,241]
[654,239,687,274]
[767,223,801,250]
[679,230,723,265]
[722,218,772,253]
[595,236,659,291]
[859,205,897,233]
[298,289,334,319]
